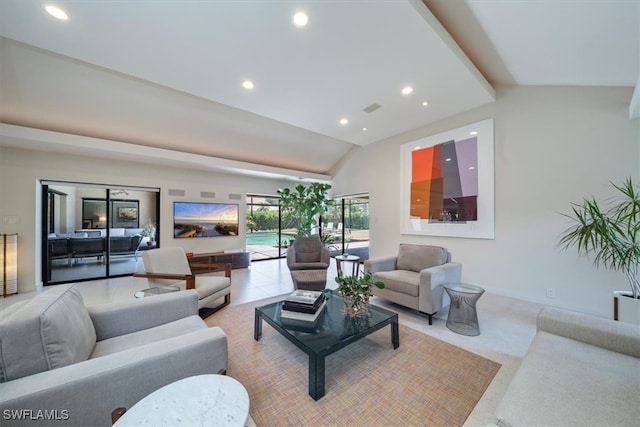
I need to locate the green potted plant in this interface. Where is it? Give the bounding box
[277,182,333,238]
[142,218,156,246]
[558,177,639,323]
[334,270,384,317]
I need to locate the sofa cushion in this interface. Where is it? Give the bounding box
[124,228,144,236]
[193,277,231,300]
[375,270,420,296]
[109,228,125,236]
[396,244,447,273]
[495,331,639,427]
[90,315,206,358]
[0,284,96,382]
[297,251,320,263]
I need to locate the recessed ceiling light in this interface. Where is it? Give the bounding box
[44,4,68,20]
[470,131,478,135]
[422,101,429,106]
[242,80,254,90]
[445,158,452,162]
[469,166,476,170]
[339,118,349,125]
[401,86,413,95]
[362,127,367,131]
[293,12,308,27]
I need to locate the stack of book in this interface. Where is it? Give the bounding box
[280,290,327,322]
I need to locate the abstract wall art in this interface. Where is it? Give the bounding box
[400,118,494,239]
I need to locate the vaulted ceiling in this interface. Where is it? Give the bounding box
[1,0,638,180]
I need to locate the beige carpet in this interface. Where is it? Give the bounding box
[207,296,501,427]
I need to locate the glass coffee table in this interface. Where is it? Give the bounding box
[254,291,399,400]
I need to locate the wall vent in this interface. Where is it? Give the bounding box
[229,193,242,200]
[363,103,382,113]
[200,191,216,198]
[167,189,185,196]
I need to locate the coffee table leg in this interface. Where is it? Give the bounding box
[254,308,263,341]
[308,354,325,400]
[391,318,399,349]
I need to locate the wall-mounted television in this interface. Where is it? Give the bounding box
[173,202,239,238]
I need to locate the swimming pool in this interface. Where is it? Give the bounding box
[246,232,282,246]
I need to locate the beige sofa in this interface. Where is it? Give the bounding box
[0,284,227,426]
[364,244,462,324]
[491,306,640,427]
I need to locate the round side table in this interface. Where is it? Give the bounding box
[444,283,485,336]
[113,374,249,426]
[335,254,360,277]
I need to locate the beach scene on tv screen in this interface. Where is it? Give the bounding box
[174,202,239,238]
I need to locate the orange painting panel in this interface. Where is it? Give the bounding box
[411,178,444,220]
[411,180,431,219]
[412,147,433,182]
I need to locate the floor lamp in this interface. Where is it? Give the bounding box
[1,233,18,297]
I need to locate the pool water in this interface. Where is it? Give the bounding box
[246,232,283,246]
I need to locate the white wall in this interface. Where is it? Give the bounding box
[332,85,640,318]
[0,146,293,293]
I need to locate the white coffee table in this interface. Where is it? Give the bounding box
[113,374,250,426]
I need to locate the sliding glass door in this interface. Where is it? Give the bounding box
[323,194,370,260]
[246,195,284,261]
[42,181,159,285]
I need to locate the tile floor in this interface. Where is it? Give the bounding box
[0,258,542,427]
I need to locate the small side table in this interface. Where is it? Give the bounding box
[335,254,360,277]
[444,283,485,336]
[113,374,249,426]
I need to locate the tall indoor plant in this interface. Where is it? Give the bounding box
[558,178,639,320]
[277,182,333,238]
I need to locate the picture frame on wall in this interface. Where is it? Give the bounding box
[400,118,495,239]
[117,207,138,222]
[111,200,139,228]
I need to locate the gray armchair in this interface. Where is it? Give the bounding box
[286,236,330,291]
[364,244,462,325]
[0,284,227,426]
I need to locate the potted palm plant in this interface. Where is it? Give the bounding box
[558,177,639,323]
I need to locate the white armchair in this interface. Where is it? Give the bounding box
[364,244,462,325]
[134,247,231,316]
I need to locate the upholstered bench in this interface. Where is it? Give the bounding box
[290,269,328,291]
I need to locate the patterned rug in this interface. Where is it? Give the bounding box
[207,296,501,427]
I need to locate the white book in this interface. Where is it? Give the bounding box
[280,300,327,322]
[285,289,324,305]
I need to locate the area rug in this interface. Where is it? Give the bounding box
[207,296,501,427]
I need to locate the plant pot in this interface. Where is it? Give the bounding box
[341,294,371,318]
[613,291,640,325]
